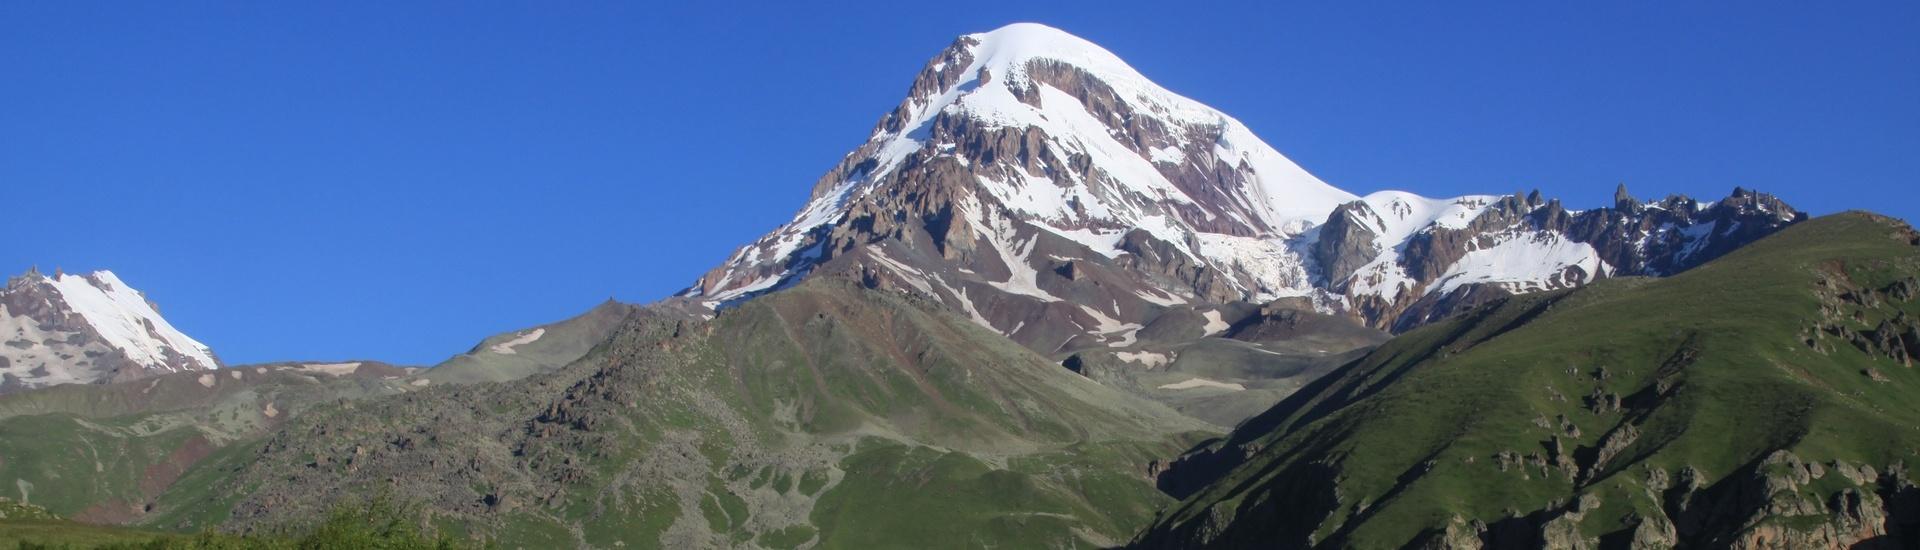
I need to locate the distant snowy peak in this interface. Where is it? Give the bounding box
[1,269,219,392]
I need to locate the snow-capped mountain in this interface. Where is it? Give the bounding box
[1,268,220,392]
[685,23,1803,350]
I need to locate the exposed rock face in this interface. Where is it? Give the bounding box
[1806,253,1920,365]
[1415,515,1487,550]
[681,23,1805,356]
[1667,451,1911,549]
[1313,202,1382,285]
[0,269,219,392]
[1537,493,1603,549]
[1631,512,1680,549]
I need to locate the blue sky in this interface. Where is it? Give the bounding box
[4,2,1915,365]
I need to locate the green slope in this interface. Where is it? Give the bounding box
[0,365,417,524]
[0,298,626,527]
[158,280,1214,548]
[0,498,190,548]
[421,300,637,385]
[1136,212,1920,548]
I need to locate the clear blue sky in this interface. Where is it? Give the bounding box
[4,2,1915,365]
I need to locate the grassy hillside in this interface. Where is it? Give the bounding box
[156,280,1213,548]
[0,365,417,523]
[1,495,466,549]
[1137,212,1920,548]
[0,300,618,527]
[422,300,637,385]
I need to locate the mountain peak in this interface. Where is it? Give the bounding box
[970,22,1089,44]
[965,22,1117,61]
[864,22,1355,227]
[684,25,1804,349]
[688,23,1360,306]
[1,268,219,392]
[948,23,1232,127]
[956,23,1159,96]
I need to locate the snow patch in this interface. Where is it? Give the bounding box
[938,279,997,333]
[702,273,786,309]
[298,362,363,376]
[969,201,1064,302]
[1157,378,1246,391]
[1201,310,1230,336]
[1115,351,1170,368]
[865,247,935,295]
[1037,226,1127,259]
[489,328,546,355]
[1135,287,1187,307]
[1429,232,1613,296]
[1077,304,1143,347]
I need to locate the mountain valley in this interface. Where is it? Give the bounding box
[1,21,1912,550]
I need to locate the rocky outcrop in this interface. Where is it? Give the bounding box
[1630,512,1680,549]
[1688,451,1908,549]
[1582,423,1640,483]
[1805,255,1920,366]
[1414,515,1487,550]
[1537,493,1603,549]
[0,496,57,520]
[1404,452,1917,550]
[1313,202,1381,286]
